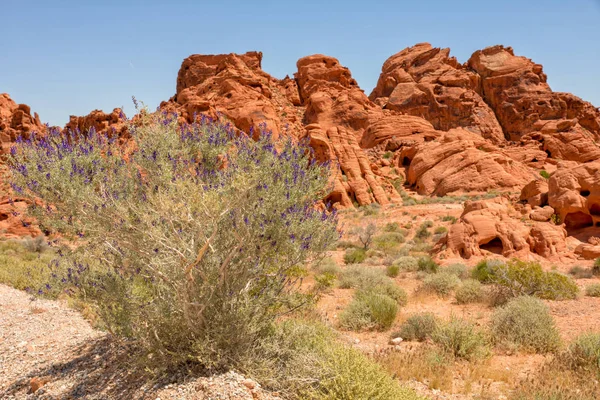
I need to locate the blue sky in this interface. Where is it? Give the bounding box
[2,0,599,126]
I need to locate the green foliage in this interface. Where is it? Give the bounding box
[313,258,340,276]
[417,256,439,273]
[393,256,419,272]
[339,266,384,289]
[569,265,593,279]
[340,292,398,331]
[441,215,457,223]
[475,259,579,301]
[386,264,400,278]
[254,319,423,400]
[586,283,600,297]
[550,213,561,225]
[455,279,484,304]
[383,222,401,232]
[593,258,600,275]
[394,313,439,342]
[9,114,338,370]
[336,240,358,250]
[471,259,504,283]
[0,240,58,295]
[491,296,561,353]
[561,332,600,372]
[415,222,432,240]
[372,232,405,253]
[539,170,551,180]
[419,272,461,297]
[431,317,490,360]
[445,263,469,279]
[361,203,381,216]
[383,151,394,159]
[434,226,447,235]
[344,248,367,264]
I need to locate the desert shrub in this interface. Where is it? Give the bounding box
[336,240,358,250]
[422,220,434,228]
[353,222,377,249]
[21,235,48,253]
[258,320,421,399]
[419,272,461,297]
[313,258,340,276]
[539,170,551,180]
[561,332,600,372]
[383,151,393,159]
[338,266,384,289]
[594,258,600,276]
[0,240,58,295]
[361,203,381,216]
[372,232,405,253]
[455,279,484,304]
[471,259,504,282]
[490,296,561,353]
[9,113,338,370]
[477,259,579,301]
[431,317,490,360]
[383,222,401,232]
[370,282,408,307]
[415,222,432,239]
[339,292,398,331]
[394,313,439,342]
[434,226,447,235]
[445,263,469,279]
[569,265,594,279]
[386,264,400,278]
[393,256,419,272]
[586,283,600,297]
[417,256,439,273]
[314,273,336,290]
[441,215,457,223]
[344,248,366,264]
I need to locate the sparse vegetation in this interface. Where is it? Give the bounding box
[419,272,461,297]
[455,279,484,304]
[339,291,398,331]
[344,247,367,264]
[394,313,439,342]
[0,239,58,295]
[431,317,490,360]
[441,215,457,223]
[372,232,405,253]
[434,226,447,235]
[490,296,561,353]
[354,222,377,249]
[417,256,439,273]
[386,263,400,278]
[539,170,551,180]
[561,332,600,372]
[393,256,419,272]
[446,263,469,279]
[585,283,600,297]
[569,265,594,279]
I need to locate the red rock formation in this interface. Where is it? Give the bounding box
[468,45,600,161]
[370,43,506,144]
[403,129,535,196]
[0,94,45,154]
[64,108,128,136]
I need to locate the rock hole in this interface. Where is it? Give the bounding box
[545,149,552,157]
[0,213,7,222]
[531,157,538,162]
[595,222,600,227]
[402,157,411,167]
[590,204,600,216]
[581,190,591,197]
[564,212,594,230]
[479,237,504,255]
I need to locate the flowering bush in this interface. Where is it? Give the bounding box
[8,111,338,369]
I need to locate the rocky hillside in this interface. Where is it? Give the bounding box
[2,42,600,261]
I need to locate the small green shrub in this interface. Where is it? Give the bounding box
[434,226,447,235]
[593,258,600,276]
[539,170,551,180]
[394,313,439,342]
[313,258,340,276]
[417,256,439,273]
[422,220,434,228]
[393,256,419,272]
[415,222,432,239]
[362,203,381,216]
[373,232,405,253]
[21,235,48,253]
[336,240,358,250]
[340,292,398,331]
[369,283,408,307]
[471,259,504,283]
[257,319,422,399]
[314,273,337,290]
[383,222,401,232]
[446,263,469,279]
[420,272,461,297]
[586,283,600,297]
[383,151,394,159]
[386,264,400,278]
[455,279,484,304]
[431,317,490,360]
[339,266,384,289]
[561,332,600,372]
[569,265,594,279]
[410,242,432,254]
[490,296,561,353]
[344,248,367,264]
[441,215,457,223]
[477,259,579,301]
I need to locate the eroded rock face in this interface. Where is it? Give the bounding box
[370,43,505,144]
[64,108,128,136]
[0,94,45,154]
[443,197,567,259]
[468,45,600,158]
[403,129,534,196]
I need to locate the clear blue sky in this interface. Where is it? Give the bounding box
[2,0,599,126]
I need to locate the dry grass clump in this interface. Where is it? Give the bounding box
[419,272,461,297]
[393,313,439,342]
[431,317,491,360]
[585,283,600,297]
[455,279,485,304]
